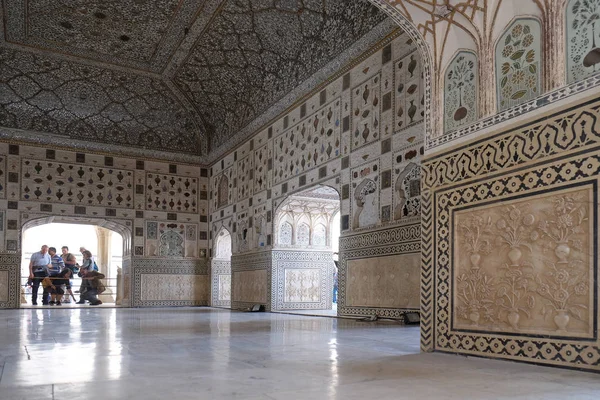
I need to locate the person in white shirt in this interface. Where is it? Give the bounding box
[29,245,51,305]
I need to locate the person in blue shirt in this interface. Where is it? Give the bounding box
[48,247,64,276]
[44,247,65,305]
[28,245,51,305]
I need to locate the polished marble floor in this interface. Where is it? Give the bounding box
[0,308,598,400]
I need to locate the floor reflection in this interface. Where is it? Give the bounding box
[0,307,598,400]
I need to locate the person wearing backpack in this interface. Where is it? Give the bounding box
[76,268,105,306]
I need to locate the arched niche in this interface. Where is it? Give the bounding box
[214,227,232,260]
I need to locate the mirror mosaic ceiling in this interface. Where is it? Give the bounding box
[0,0,390,158]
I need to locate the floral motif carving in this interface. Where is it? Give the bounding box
[284,269,320,303]
[495,19,542,111]
[567,0,600,83]
[453,189,592,336]
[444,52,477,132]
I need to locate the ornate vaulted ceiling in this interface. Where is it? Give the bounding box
[0,0,392,160]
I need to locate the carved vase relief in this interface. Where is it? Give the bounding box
[495,19,542,111]
[21,159,134,207]
[346,253,420,308]
[444,51,477,132]
[284,269,320,303]
[453,188,593,338]
[232,269,267,303]
[394,49,424,131]
[145,172,198,213]
[351,74,381,149]
[567,0,600,83]
[274,99,341,183]
[218,274,231,301]
[140,274,208,302]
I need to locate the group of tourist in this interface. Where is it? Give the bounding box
[28,245,105,306]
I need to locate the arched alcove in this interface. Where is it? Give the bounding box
[272,185,340,313]
[211,227,233,308]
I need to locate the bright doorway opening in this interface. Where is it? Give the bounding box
[20,223,123,307]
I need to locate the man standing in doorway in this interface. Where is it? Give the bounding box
[28,245,51,305]
[45,247,65,305]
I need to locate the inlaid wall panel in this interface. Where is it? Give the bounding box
[131,258,209,307]
[423,95,600,372]
[208,32,425,319]
[271,250,334,310]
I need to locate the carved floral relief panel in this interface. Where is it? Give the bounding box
[145,172,197,213]
[21,159,134,207]
[273,98,341,184]
[444,51,478,132]
[567,0,600,83]
[495,19,543,111]
[351,73,381,149]
[218,274,232,301]
[284,268,321,303]
[232,269,268,303]
[140,274,209,302]
[346,253,420,308]
[394,49,424,131]
[453,186,594,338]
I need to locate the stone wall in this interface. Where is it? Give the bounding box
[209,31,424,318]
[0,141,209,308]
[423,93,600,372]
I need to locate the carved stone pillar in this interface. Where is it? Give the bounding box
[545,0,567,90]
[94,226,112,277]
[478,41,496,118]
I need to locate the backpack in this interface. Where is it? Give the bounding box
[93,261,99,272]
[96,279,106,295]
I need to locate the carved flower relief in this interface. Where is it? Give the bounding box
[496,19,542,111]
[444,51,477,132]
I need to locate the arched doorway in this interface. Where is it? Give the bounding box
[19,215,132,308]
[271,185,341,315]
[211,227,232,308]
